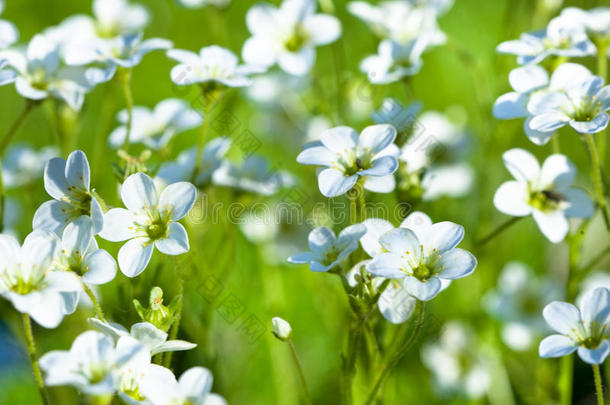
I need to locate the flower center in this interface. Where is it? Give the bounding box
[528,188,564,213]
[146,220,167,240]
[284,25,309,52]
[571,94,603,122]
[322,247,340,265]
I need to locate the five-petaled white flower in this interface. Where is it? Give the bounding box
[0,230,81,328]
[212,155,293,196]
[528,69,610,134]
[140,365,227,405]
[89,0,150,38]
[99,173,197,277]
[366,214,476,301]
[242,0,341,76]
[288,224,366,272]
[40,330,145,395]
[168,45,260,88]
[157,138,230,187]
[2,34,91,110]
[51,216,117,286]
[494,149,593,243]
[497,14,596,65]
[89,318,197,356]
[560,7,610,41]
[109,98,202,150]
[360,39,426,84]
[65,33,172,85]
[297,124,399,197]
[34,150,104,235]
[493,63,594,145]
[539,287,610,364]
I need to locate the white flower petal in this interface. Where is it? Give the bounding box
[158,182,197,221]
[118,237,154,277]
[539,334,577,358]
[404,276,441,301]
[318,168,358,197]
[121,173,158,212]
[99,208,136,242]
[532,209,569,243]
[493,181,531,216]
[542,301,581,335]
[82,249,117,285]
[155,222,189,255]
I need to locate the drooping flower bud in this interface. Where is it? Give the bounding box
[271,317,292,341]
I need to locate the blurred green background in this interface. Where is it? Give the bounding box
[0,0,608,404]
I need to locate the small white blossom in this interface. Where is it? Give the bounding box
[0,230,81,328]
[361,39,426,84]
[140,366,227,405]
[99,173,196,277]
[288,224,366,272]
[297,124,399,197]
[0,0,18,49]
[242,0,341,76]
[539,287,610,364]
[109,98,202,150]
[494,149,594,243]
[271,317,293,341]
[1,144,57,189]
[212,155,293,196]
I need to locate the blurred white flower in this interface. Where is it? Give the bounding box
[242,0,341,76]
[539,287,610,364]
[33,150,104,235]
[421,321,490,399]
[271,317,293,341]
[65,33,172,84]
[140,366,227,405]
[288,224,366,272]
[494,149,593,243]
[0,0,18,49]
[157,137,230,187]
[561,7,610,40]
[0,230,81,328]
[238,208,280,244]
[297,125,399,197]
[361,39,425,84]
[497,14,595,65]
[175,0,231,8]
[40,330,145,395]
[92,0,150,38]
[2,34,92,110]
[1,144,57,189]
[372,98,422,137]
[89,319,196,356]
[528,69,610,134]
[493,63,595,145]
[367,213,476,301]
[168,45,260,88]
[483,261,561,351]
[51,216,117,286]
[421,163,474,200]
[99,173,196,277]
[577,271,610,308]
[212,155,293,196]
[109,98,202,150]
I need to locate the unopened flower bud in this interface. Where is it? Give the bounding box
[133,286,181,332]
[271,317,292,341]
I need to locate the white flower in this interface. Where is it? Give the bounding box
[91,0,150,38]
[421,164,474,201]
[51,216,117,286]
[366,213,476,301]
[212,155,293,196]
[175,0,231,8]
[361,39,425,84]
[0,230,81,328]
[497,14,596,65]
[168,45,259,88]
[271,317,293,341]
[483,261,561,351]
[33,150,104,235]
[0,0,18,49]
[493,149,594,243]
[65,33,172,84]
[2,34,91,110]
[242,0,341,76]
[39,330,145,395]
[288,224,366,272]
[109,98,202,150]
[297,124,399,197]
[1,144,57,189]
[116,342,154,405]
[493,63,594,145]
[89,318,196,356]
[561,7,610,39]
[421,321,490,399]
[157,137,230,187]
[372,98,422,137]
[539,287,610,364]
[348,0,450,44]
[528,70,610,134]
[578,271,610,308]
[140,366,227,405]
[99,173,196,277]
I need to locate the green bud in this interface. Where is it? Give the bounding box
[133,287,181,332]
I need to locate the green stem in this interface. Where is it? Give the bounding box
[118,69,133,151]
[192,89,223,184]
[82,281,106,322]
[593,364,604,405]
[164,260,184,368]
[364,301,425,405]
[584,134,610,231]
[22,313,51,405]
[478,217,521,247]
[551,134,561,154]
[558,354,574,405]
[0,101,36,232]
[349,189,358,224]
[288,339,314,405]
